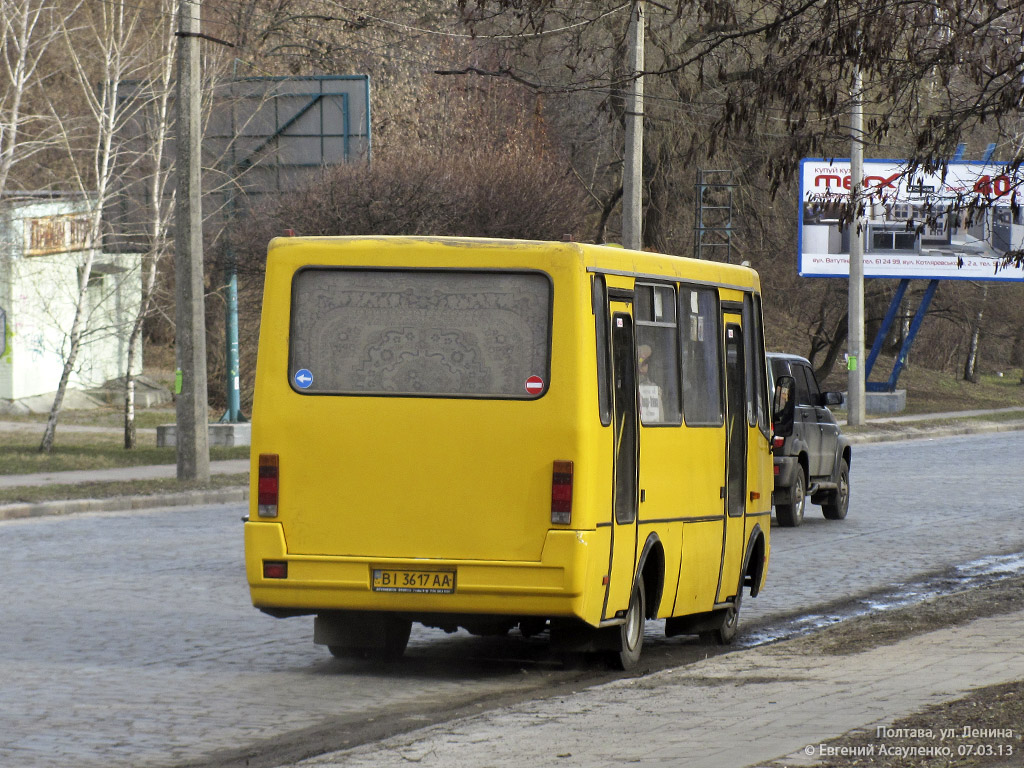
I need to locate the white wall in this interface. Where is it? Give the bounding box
[0,197,142,402]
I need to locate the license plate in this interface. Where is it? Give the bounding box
[372,568,455,594]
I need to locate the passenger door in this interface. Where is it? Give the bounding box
[718,316,747,602]
[604,306,640,621]
[803,363,839,477]
[793,363,824,478]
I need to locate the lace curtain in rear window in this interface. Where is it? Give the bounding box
[289,269,552,397]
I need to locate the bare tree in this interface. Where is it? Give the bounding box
[963,282,988,383]
[456,1,1024,172]
[38,0,158,453]
[0,0,79,196]
[120,0,179,449]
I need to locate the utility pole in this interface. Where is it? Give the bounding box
[622,0,644,251]
[847,64,866,426]
[174,0,210,480]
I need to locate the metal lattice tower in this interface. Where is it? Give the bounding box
[694,169,736,261]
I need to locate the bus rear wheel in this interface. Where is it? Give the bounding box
[612,579,646,671]
[699,587,742,645]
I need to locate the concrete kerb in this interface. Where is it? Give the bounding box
[0,487,248,521]
[845,417,1024,444]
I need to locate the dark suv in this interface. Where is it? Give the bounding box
[767,353,851,527]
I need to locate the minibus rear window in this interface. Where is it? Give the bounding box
[288,269,552,398]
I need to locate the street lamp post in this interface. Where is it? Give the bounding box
[622,0,644,251]
[847,64,866,426]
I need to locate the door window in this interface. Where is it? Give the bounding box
[800,364,822,405]
[592,275,612,426]
[724,323,747,518]
[746,294,769,437]
[793,364,812,406]
[634,284,682,425]
[611,313,638,525]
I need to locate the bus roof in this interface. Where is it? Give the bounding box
[266,235,761,293]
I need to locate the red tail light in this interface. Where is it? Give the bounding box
[772,435,785,449]
[258,453,279,518]
[551,460,574,525]
[263,561,287,579]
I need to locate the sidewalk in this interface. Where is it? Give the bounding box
[0,460,249,519]
[842,406,1024,444]
[0,459,248,488]
[289,608,1024,768]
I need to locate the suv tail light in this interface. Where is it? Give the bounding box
[551,460,574,525]
[258,453,279,518]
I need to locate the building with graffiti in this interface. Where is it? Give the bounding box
[0,194,141,406]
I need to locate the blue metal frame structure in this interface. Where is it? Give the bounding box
[864,279,939,392]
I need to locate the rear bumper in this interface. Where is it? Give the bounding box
[245,522,605,624]
[772,455,800,505]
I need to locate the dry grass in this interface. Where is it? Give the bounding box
[820,357,1024,415]
[0,428,246,476]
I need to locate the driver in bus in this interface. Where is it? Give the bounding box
[637,344,663,422]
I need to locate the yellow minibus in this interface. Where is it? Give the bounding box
[244,235,792,669]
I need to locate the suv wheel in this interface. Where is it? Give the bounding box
[822,458,850,520]
[775,468,806,527]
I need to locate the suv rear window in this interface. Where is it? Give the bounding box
[289,269,552,398]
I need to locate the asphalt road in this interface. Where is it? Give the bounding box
[2,431,1023,768]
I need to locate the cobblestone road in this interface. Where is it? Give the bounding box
[2,432,1022,767]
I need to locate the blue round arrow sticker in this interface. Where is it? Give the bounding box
[294,368,314,389]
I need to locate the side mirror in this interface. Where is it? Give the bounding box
[823,391,844,407]
[772,375,796,438]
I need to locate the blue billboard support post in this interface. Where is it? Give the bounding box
[220,264,244,423]
[221,112,245,423]
[864,278,910,383]
[866,279,939,393]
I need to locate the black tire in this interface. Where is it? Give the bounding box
[518,618,548,639]
[328,617,412,661]
[775,468,806,527]
[699,585,743,645]
[822,458,850,520]
[328,644,360,659]
[612,579,646,671]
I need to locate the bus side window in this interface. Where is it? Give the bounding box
[678,286,723,426]
[592,275,612,426]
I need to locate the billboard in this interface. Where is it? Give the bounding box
[799,158,1024,281]
[108,75,370,251]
